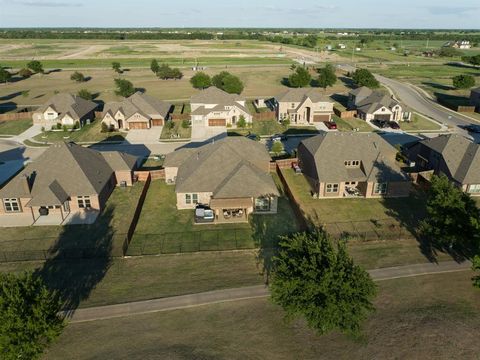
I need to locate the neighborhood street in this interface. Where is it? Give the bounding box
[67,260,471,323]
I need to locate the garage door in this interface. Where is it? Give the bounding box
[151,118,164,126]
[374,114,391,121]
[129,122,149,129]
[313,114,330,122]
[208,118,226,126]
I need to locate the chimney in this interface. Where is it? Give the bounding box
[22,174,31,194]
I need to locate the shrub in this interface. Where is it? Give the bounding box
[27,60,44,73]
[452,74,475,89]
[114,78,135,97]
[288,66,311,87]
[70,71,85,82]
[181,119,190,129]
[73,121,80,129]
[190,72,211,89]
[62,125,68,132]
[56,123,62,130]
[18,68,33,78]
[101,122,109,133]
[236,115,247,128]
[166,121,175,130]
[77,89,93,100]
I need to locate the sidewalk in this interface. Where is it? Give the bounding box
[66,260,471,323]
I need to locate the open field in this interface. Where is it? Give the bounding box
[42,271,480,360]
[0,118,32,135]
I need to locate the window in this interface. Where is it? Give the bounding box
[344,160,360,167]
[291,103,295,108]
[185,194,198,205]
[469,184,480,193]
[255,197,271,212]
[4,198,21,212]
[77,196,91,209]
[373,183,388,195]
[326,183,339,193]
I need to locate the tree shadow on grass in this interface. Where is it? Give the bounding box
[422,82,454,91]
[35,206,116,313]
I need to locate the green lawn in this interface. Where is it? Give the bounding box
[32,120,125,144]
[0,183,144,258]
[43,271,480,360]
[128,178,299,255]
[334,115,373,132]
[400,113,442,132]
[160,121,191,140]
[0,118,32,135]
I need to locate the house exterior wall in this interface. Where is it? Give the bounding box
[164,167,178,184]
[312,180,410,199]
[33,108,94,127]
[176,192,213,210]
[0,197,32,216]
[114,170,133,186]
[126,113,151,129]
[277,99,334,124]
[191,103,252,128]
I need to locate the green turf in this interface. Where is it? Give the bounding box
[0,118,32,135]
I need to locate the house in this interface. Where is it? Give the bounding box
[297,132,411,199]
[404,134,480,195]
[163,137,279,222]
[102,92,172,130]
[32,93,97,127]
[273,88,334,125]
[470,87,480,111]
[338,44,346,49]
[348,87,411,122]
[190,87,252,128]
[444,40,471,49]
[0,142,138,226]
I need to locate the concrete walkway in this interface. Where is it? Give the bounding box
[66,260,471,323]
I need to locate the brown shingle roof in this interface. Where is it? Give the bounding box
[103,92,172,120]
[190,87,242,104]
[35,93,97,121]
[275,88,331,103]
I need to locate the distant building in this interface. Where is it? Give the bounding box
[338,43,346,49]
[443,40,471,49]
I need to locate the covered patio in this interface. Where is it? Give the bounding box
[210,198,252,224]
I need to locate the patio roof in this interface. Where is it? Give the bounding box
[210,198,253,209]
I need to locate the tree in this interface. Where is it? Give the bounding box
[114,78,135,97]
[190,71,211,89]
[271,140,284,155]
[112,62,122,74]
[438,47,462,57]
[18,68,33,78]
[150,59,160,74]
[270,231,377,335]
[288,66,311,87]
[351,68,379,89]
[236,115,247,128]
[461,54,480,67]
[156,63,183,80]
[77,89,93,100]
[27,60,44,74]
[452,74,475,89]
[420,175,480,251]
[0,271,64,359]
[316,64,337,90]
[212,71,244,94]
[170,67,183,80]
[472,255,480,288]
[0,67,11,83]
[70,71,85,82]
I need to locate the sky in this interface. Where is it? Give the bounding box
[1,0,480,29]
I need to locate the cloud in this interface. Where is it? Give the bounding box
[426,6,479,16]
[11,0,82,7]
[258,4,338,14]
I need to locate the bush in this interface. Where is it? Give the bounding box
[236,115,247,128]
[41,126,45,132]
[73,121,80,129]
[166,121,175,130]
[181,119,190,129]
[18,68,33,78]
[27,60,44,73]
[452,74,475,89]
[437,47,462,57]
[281,118,290,128]
[77,89,93,100]
[271,140,284,155]
[62,124,68,132]
[70,71,85,82]
[101,122,109,133]
[56,123,62,130]
[112,62,122,73]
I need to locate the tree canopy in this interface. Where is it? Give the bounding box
[452,74,475,89]
[212,71,244,94]
[462,54,480,66]
[288,66,311,87]
[18,68,33,78]
[156,63,183,80]
[316,64,337,90]
[270,230,377,335]
[190,71,212,89]
[150,59,160,74]
[351,68,379,88]
[0,271,64,360]
[271,140,284,155]
[0,67,11,83]
[111,62,122,73]
[27,60,44,74]
[114,78,135,97]
[420,175,480,253]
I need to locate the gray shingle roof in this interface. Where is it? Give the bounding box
[0,142,137,203]
[103,92,172,120]
[299,132,407,183]
[165,137,278,198]
[190,87,242,104]
[275,88,331,103]
[350,87,400,114]
[35,93,97,121]
[416,134,480,184]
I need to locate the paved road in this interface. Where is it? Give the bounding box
[66,260,471,323]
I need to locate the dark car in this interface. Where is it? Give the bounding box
[389,121,400,130]
[465,124,480,133]
[372,120,389,129]
[324,121,337,130]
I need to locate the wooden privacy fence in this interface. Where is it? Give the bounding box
[171,114,190,121]
[276,166,308,231]
[0,112,33,121]
[253,111,276,121]
[333,107,357,119]
[275,158,298,169]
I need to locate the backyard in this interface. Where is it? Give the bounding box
[128,178,300,255]
[0,118,32,135]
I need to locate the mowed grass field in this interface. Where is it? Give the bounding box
[42,271,480,360]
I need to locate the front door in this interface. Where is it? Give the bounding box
[117,119,123,129]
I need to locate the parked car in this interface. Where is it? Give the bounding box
[324,121,337,130]
[464,124,480,133]
[271,133,287,142]
[389,121,400,130]
[372,119,389,128]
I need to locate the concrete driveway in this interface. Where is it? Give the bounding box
[125,126,163,144]
[191,124,227,141]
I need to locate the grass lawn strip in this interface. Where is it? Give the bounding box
[0,118,32,135]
